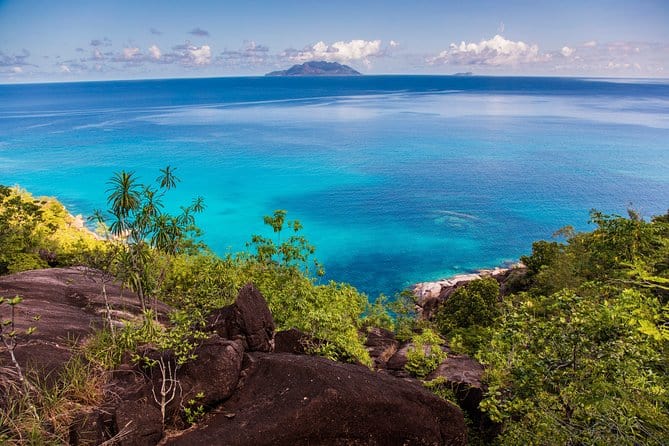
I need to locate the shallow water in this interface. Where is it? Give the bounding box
[1,76,668,297]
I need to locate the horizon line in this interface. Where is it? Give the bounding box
[3,72,669,87]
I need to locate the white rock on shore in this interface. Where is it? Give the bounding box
[412,265,523,304]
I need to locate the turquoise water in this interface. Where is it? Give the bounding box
[1,76,668,296]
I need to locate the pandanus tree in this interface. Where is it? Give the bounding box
[95,166,205,315]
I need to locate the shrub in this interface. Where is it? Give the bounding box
[435,277,499,334]
[5,252,48,274]
[404,328,446,378]
[160,210,374,366]
[480,288,669,445]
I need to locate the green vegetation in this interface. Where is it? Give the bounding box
[434,276,499,354]
[0,354,105,444]
[92,167,206,315]
[404,328,446,378]
[2,173,668,445]
[468,210,668,445]
[161,214,371,365]
[0,171,375,362]
[0,185,103,274]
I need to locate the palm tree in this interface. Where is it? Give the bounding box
[157,165,180,190]
[100,167,205,319]
[106,171,141,236]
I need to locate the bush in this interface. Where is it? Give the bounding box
[0,185,103,274]
[435,277,499,334]
[239,260,371,365]
[404,328,446,378]
[5,252,48,274]
[161,235,372,365]
[480,288,669,445]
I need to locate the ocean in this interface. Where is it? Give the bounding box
[1,76,668,297]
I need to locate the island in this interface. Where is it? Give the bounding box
[265,61,362,76]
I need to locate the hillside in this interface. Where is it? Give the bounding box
[1,179,668,445]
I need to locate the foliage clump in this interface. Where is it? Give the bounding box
[432,277,499,355]
[435,277,499,332]
[0,185,103,274]
[162,208,372,365]
[477,210,669,445]
[404,328,446,378]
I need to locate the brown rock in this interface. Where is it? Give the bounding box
[68,408,109,446]
[426,354,485,414]
[179,335,244,407]
[274,328,311,354]
[235,283,275,351]
[166,353,467,446]
[206,283,275,352]
[385,341,410,372]
[0,267,167,378]
[426,354,500,441]
[114,399,163,446]
[364,327,398,369]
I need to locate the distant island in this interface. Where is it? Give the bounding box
[266,61,362,76]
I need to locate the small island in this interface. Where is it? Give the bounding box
[266,61,362,76]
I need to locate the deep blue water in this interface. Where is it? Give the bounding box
[1,76,668,297]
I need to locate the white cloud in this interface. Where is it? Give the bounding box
[11,66,22,73]
[59,64,71,73]
[0,49,32,68]
[123,47,140,60]
[219,41,271,67]
[561,46,575,57]
[390,40,400,48]
[149,44,161,60]
[549,40,669,75]
[607,61,632,69]
[428,35,549,66]
[244,41,268,52]
[189,45,211,65]
[290,39,382,64]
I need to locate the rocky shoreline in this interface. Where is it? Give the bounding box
[412,264,526,319]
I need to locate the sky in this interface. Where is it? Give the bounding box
[1,0,668,83]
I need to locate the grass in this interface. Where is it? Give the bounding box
[0,355,106,445]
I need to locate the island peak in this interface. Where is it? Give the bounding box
[266,61,361,77]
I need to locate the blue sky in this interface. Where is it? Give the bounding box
[1,0,668,82]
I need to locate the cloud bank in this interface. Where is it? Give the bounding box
[0,49,32,67]
[4,30,666,81]
[219,41,271,67]
[425,34,667,76]
[428,35,548,66]
[287,39,383,65]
